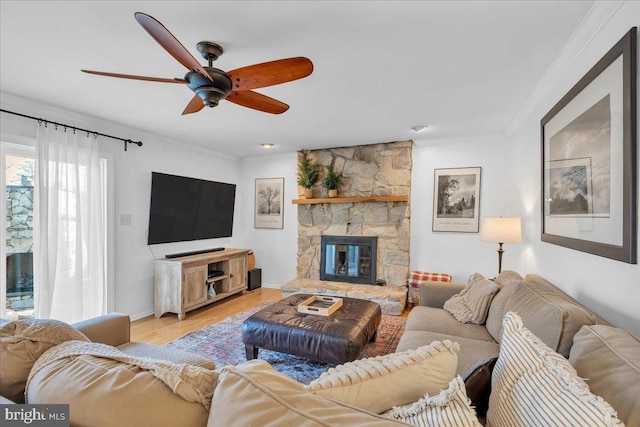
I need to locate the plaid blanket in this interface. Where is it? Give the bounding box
[407,271,452,288]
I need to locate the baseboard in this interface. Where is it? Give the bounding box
[130,309,155,322]
[261,283,281,289]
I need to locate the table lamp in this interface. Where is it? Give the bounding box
[480,217,522,274]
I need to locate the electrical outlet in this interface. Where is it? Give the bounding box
[120,214,131,226]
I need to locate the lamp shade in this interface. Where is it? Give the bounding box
[480,217,522,243]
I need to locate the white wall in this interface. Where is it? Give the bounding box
[410,135,512,283]
[1,94,243,320]
[240,152,298,287]
[506,1,640,336]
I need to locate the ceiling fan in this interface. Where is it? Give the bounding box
[82,12,314,115]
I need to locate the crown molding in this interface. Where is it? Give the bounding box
[505,1,624,137]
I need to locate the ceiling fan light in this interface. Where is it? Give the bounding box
[195,87,227,107]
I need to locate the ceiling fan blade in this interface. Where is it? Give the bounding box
[226,57,313,91]
[134,12,212,81]
[81,70,187,84]
[226,91,289,114]
[182,96,205,115]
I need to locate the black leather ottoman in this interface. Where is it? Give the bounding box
[241,294,382,364]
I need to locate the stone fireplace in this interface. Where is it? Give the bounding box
[296,141,411,289]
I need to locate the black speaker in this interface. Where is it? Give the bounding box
[247,268,262,291]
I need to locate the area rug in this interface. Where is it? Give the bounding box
[165,301,406,384]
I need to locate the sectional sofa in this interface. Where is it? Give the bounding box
[1,271,638,426]
[396,270,639,424]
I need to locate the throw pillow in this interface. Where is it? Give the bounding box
[443,273,499,324]
[486,312,623,427]
[383,376,482,427]
[209,360,409,426]
[304,340,459,414]
[0,318,89,403]
[407,271,452,304]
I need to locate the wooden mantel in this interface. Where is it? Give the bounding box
[292,195,409,205]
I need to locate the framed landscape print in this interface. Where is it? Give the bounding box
[541,27,637,263]
[255,178,284,229]
[432,167,481,232]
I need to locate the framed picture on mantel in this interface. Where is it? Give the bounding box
[255,178,284,229]
[432,167,481,233]
[541,27,637,264]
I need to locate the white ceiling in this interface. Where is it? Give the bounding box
[0,1,594,158]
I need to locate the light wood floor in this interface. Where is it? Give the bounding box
[130,288,283,345]
[131,287,413,346]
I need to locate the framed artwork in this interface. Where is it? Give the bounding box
[433,167,481,232]
[255,178,284,229]
[541,27,637,263]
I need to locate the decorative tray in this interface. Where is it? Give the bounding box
[297,295,343,316]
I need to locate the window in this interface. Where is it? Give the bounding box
[1,137,113,321]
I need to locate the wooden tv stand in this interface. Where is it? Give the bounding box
[154,248,250,320]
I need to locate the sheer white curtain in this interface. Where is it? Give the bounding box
[34,124,106,323]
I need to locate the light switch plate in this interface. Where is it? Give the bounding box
[120,214,131,226]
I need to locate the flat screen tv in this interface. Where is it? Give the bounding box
[147,172,236,245]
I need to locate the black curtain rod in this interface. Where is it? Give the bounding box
[0,109,143,152]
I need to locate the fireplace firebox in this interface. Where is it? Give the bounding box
[320,236,377,285]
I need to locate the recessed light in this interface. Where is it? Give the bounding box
[411,125,428,133]
[260,143,275,148]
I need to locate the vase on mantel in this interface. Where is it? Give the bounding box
[303,188,313,199]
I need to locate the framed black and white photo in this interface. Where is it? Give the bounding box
[432,167,481,232]
[541,27,637,263]
[255,178,284,229]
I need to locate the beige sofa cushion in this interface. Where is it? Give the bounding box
[524,274,611,325]
[502,280,596,357]
[486,312,622,427]
[444,273,499,324]
[27,342,213,427]
[305,341,459,414]
[405,306,495,342]
[396,330,499,378]
[383,376,482,426]
[485,270,523,341]
[208,360,410,426]
[0,319,89,403]
[569,325,640,426]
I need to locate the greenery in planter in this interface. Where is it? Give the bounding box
[321,164,343,192]
[297,149,319,189]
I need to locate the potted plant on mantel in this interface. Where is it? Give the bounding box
[321,164,343,198]
[297,149,319,199]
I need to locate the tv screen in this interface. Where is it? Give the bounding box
[147,172,236,245]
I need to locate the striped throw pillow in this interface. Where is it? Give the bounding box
[486,312,623,427]
[443,273,499,324]
[383,376,482,427]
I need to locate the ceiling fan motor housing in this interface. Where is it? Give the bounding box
[187,67,232,107]
[82,14,312,114]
